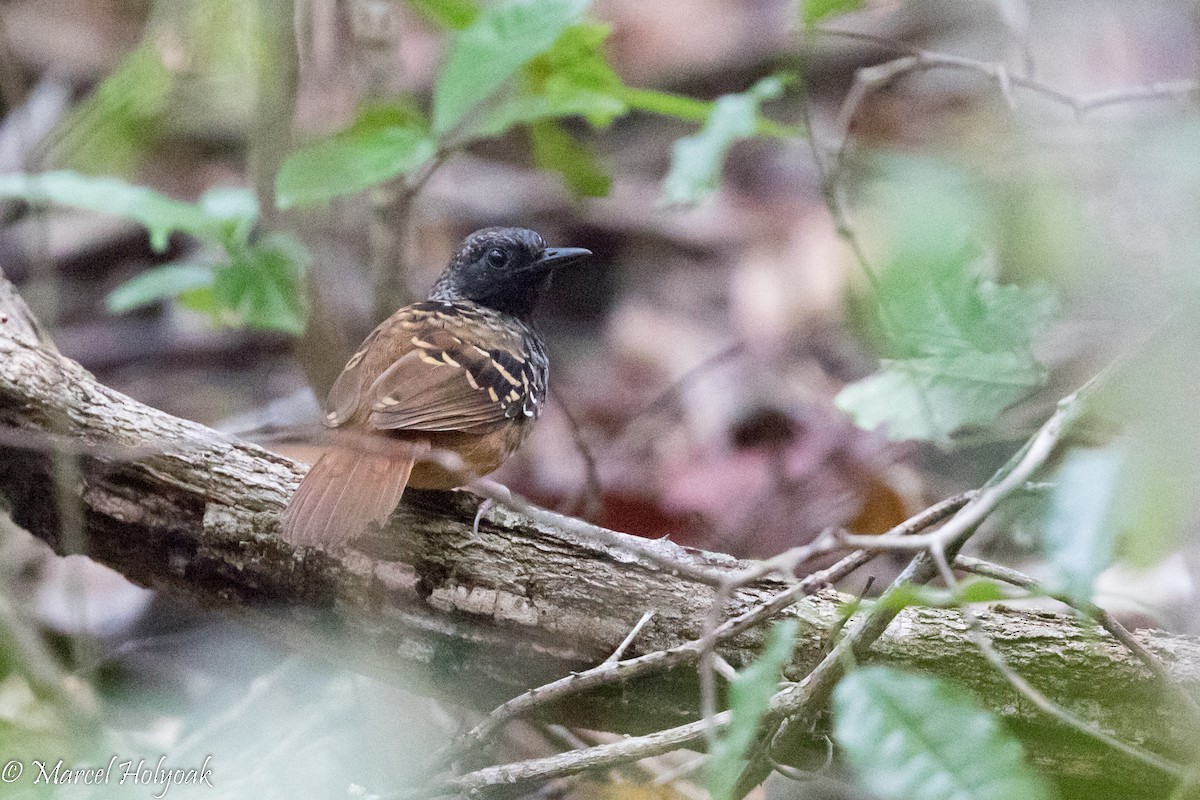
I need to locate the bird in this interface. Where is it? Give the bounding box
[281,227,591,548]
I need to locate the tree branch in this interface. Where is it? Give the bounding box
[0,271,1196,797]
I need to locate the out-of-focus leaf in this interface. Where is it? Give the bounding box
[432,0,589,136]
[44,44,171,175]
[49,0,286,174]
[466,22,628,140]
[529,120,610,197]
[661,76,787,206]
[213,233,310,334]
[1043,446,1124,602]
[199,187,261,248]
[1095,322,1200,569]
[706,619,798,800]
[0,172,259,252]
[276,106,436,208]
[404,0,480,29]
[836,351,1047,444]
[106,264,217,313]
[875,578,1014,611]
[801,0,866,27]
[457,22,628,141]
[837,155,1058,444]
[833,666,1056,800]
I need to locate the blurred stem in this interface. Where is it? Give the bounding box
[370,179,418,321]
[0,576,96,732]
[370,152,445,321]
[249,0,299,228]
[619,86,802,139]
[344,0,421,321]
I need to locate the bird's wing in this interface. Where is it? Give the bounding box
[324,325,384,427]
[365,320,542,433]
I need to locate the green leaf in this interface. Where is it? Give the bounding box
[0,171,259,252]
[833,666,1056,800]
[432,0,590,136]
[200,186,261,248]
[1043,446,1124,602]
[661,76,787,206]
[801,0,866,28]
[403,0,480,29]
[105,264,217,314]
[836,351,1047,444]
[836,155,1058,444]
[212,233,310,334]
[706,619,798,800]
[466,23,625,140]
[276,107,437,208]
[471,23,628,141]
[45,44,171,175]
[875,578,1014,611]
[529,120,610,197]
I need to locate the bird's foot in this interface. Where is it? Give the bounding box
[472,498,496,536]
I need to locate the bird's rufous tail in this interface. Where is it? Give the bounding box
[281,437,428,548]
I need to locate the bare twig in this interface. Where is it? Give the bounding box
[605,609,656,665]
[934,555,1182,778]
[954,555,1200,723]
[837,371,1102,560]
[470,478,729,586]
[433,492,972,769]
[549,384,604,520]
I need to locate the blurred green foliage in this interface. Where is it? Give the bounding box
[833,666,1056,800]
[801,0,866,28]
[705,619,798,800]
[662,76,789,205]
[0,172,306,333]
[46,0,285,176]
[25,0,798,332]
[275,103,437,210]
[836,155,1058,445]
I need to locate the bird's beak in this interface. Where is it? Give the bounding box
[534,247,592,271]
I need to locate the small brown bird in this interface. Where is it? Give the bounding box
[282,227,591,548]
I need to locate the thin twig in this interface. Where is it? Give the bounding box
[605,610,656,665]
[838,370,1103,558]
[433,492,972,769]
[933,556,1182,778]
[549,384,604,520]
[954,555,1200,722]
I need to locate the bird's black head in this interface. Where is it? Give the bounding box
[427,227,591,318]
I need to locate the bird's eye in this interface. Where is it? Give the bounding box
[486,248,508,268]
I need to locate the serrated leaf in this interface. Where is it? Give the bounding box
[836,351,1047,444]
[432,0,589,136]
[662,76,787,206]
[837,155,1058,444]
[706,619,798,800]
[276,109,436,208]
[0,171,258,252]
[212,234,310,334]
[802,0,866,27]
[833,667,1056,800]
[1043,446,1124,602]
[106,264,217,314]
[403,0,480,29]
[529,120,610,197]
